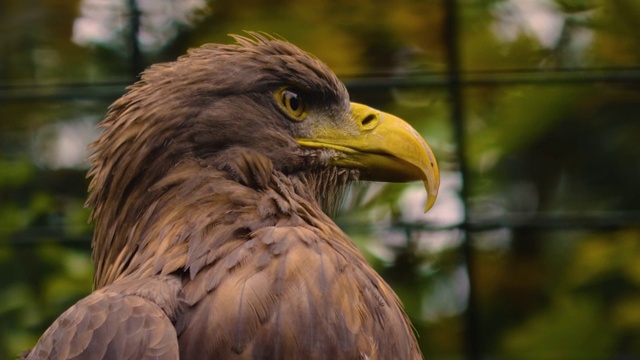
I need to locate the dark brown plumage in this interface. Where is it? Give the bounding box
[25,33,439,360]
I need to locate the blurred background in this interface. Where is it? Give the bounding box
[1,0,640,358]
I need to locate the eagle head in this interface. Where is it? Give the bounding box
[86,33,439,287]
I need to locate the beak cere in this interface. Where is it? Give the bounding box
[296,102,440,212]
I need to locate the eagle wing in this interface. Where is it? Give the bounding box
[25,277,181,360]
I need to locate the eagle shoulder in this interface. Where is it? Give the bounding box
[24,276,182,360]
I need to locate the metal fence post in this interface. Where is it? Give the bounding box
[443,0,479,358]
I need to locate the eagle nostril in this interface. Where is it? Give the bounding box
[361,114,377,129]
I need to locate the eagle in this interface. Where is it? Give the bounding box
[25,33,439,360]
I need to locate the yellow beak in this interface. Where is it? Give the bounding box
[296,102,440,212]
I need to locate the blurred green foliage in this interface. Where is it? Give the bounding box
[1,0,640,358]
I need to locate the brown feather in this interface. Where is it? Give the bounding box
[24,276,182,360]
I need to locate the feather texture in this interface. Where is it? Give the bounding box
[24,276,182,360]
[26,33,424,359]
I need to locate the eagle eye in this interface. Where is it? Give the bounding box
[275,87,307,121]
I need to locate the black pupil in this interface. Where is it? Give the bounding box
[287,92,300,112]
